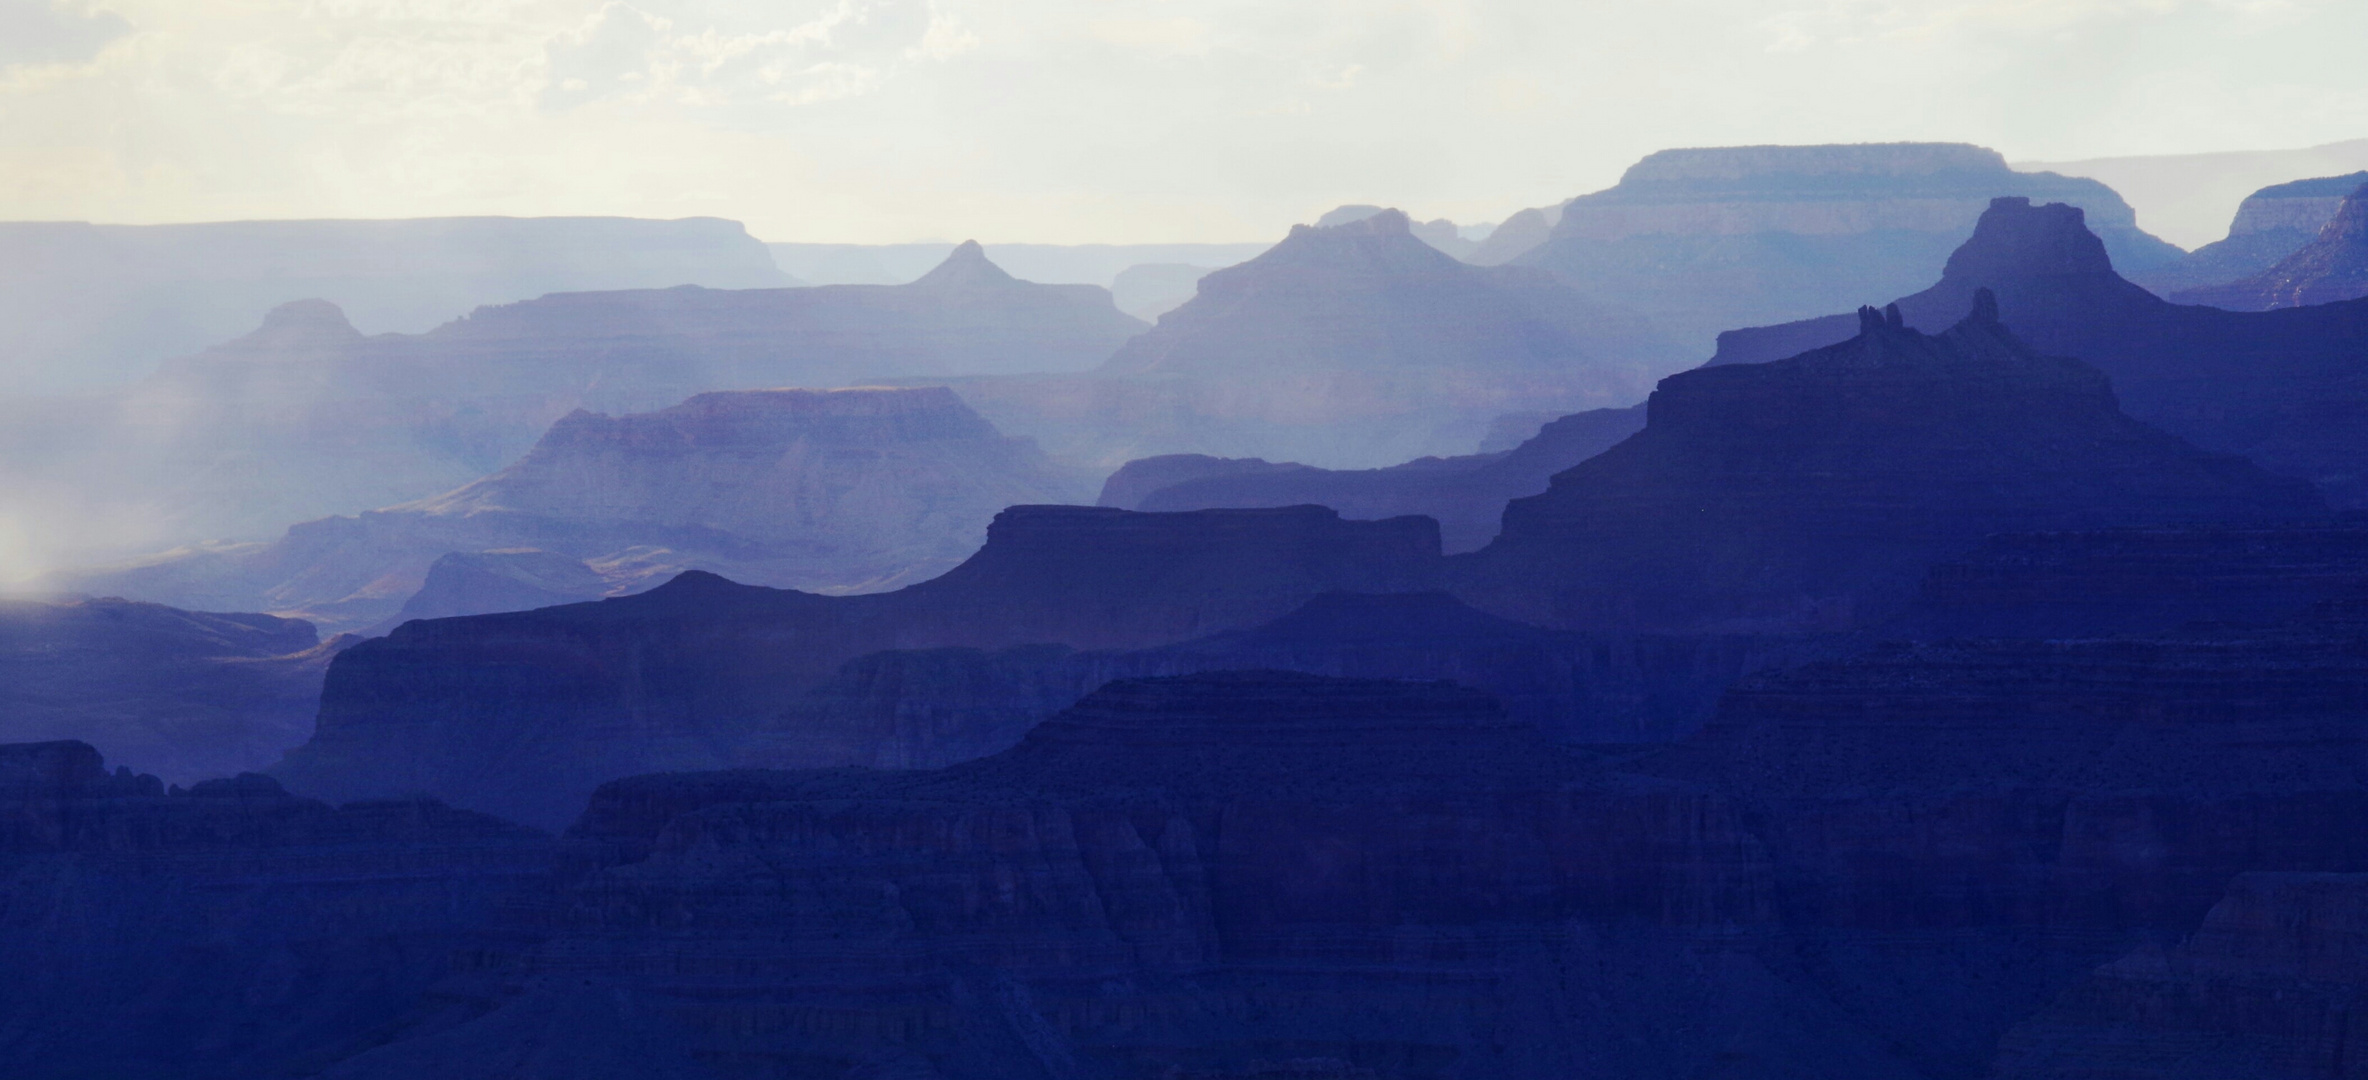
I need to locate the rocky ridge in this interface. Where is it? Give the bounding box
[1456,290,2323,631]
[2178,179,2368,310]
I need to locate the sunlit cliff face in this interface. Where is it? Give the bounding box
[1,0,2364,244]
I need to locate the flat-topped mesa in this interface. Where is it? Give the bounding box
[2179,180,2368,311]
[1454,291,2323,633]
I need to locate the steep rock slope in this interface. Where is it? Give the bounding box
[0,215,791,394]
[275,505,1443,827]
[0,597,342,783]
[2152,171,2368,293]
[58,386,1094,632]
[1994,872,2368,1079]
[931,210,1682,469]
[336,672,1908,1080]
[4,245,1142,559]
[1454,293,2322,632]
[1517,143,2181,349]
[1706,197,2368,507]
[0,741,551,1079]
[1100,406,1646,553]
[2177,179,2368,310]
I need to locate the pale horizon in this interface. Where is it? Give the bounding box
[5,1,2367,246]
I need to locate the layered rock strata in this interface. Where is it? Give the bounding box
[0,741,551,1079]
[60,386,1093,632]
[2178,180,2368,311]
[2150,171,2368,293]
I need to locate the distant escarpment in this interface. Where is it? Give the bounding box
[1455,292,2321,632]
[1708,196,2368,508]
[1516,142,2183,349]
[4,243,1142,555]
[57,386,1093,633]
[1098,406,1645,553]
[2177,179,2368,310]
[0,214,791,394]
[276,505,1442,827]
[929,209,1682,469]
[2145,171,2368,294]
[0,740,549,1079]
[0,597,344,784]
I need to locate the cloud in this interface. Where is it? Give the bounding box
[541,1,961,114]
[0,0,129,68]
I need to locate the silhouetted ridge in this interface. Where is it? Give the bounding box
[1458,292,2323,632]
[907,239,1018,289]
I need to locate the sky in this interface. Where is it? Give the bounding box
[1,0,2364,243]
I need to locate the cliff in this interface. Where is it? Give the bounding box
[1704,196,2368,508]
[9,244,1142,560]
[1517,143,2183,349]
[1994,872,2368,1079]
[0,740,550,1079]
[53,386,1096,633]
[346,672,1857,1080]
[1455,292,2323,631]
[932,209,1683,469]
[275,505,1444,828]
[0,597,343,784]
[1099,405,1646,553]
[2147,170,2368,293]
[2177,180,2368,310]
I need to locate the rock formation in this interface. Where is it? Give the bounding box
[0,740,550,1079]
[275,505,1443,827]
[7,245,1143,559]
[942,209,1681,469]
[1455,291,2323,631]
[1099,405,1646,553]
[0,597,344,783]
[1994,872,2368,1079]
[2149,171,2368,293]
[1706,196,2368,507]
[1515,143,2183,350]
[0,215,792,394]
[51,386,1096,633]
[1464,204,1560,266]
[2177,179,2368,310]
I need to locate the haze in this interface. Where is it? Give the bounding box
[6,0,2368,245]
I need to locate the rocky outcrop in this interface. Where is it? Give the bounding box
[276,505,1444,827]
[1994,873,2368,1079]
[8,245,1143,560]
[0,740,550,1079]
[936,209,1682,469]
[0,597,344,783]
[1100,405,1646,553]
[1705,196,2368,508]
[1455,292,2323,632]
[53,386,1095,633]
[2147,171,2368,294]
[0,215,791,394]
[2178,180,2368,310]
[1517,143,2182,349]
